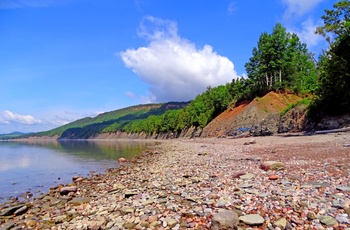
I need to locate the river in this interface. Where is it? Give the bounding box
[0,139,158,203]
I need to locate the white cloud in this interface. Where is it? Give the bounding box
[281,0,325,18]
[0,110,41,125]
[120,16,238,102]
[290,19,324,48]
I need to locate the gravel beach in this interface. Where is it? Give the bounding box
[1,133,350,229]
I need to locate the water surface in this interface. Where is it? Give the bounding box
[0,140,157,203]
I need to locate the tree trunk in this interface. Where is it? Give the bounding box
[269,74,273,88]
[279,69,282,82]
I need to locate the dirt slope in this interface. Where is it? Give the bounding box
[201,92,303,137]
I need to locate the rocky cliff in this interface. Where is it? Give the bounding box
[201,92,306,137]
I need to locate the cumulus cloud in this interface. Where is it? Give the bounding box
[290,19,323,48]
[281,0,325,18]
[0,110,41,125]
[120,16,238,102]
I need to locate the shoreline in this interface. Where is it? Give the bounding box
[1,133,350,229]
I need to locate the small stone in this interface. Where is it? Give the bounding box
[0,221,15,230]
[307,211,317,220]
[274,217,287,228]
[54,215,67,224]
[59,186,77,195]
[260,161,285,171]
[335,214,350,224]
[211,210,239,230]
[167,219,177,228]
[239,214,265,225]
[269,174,279,180]
[13,205,28,216]
[239,183,253,188]
[240,173,255,180]
[0,204,26,216]
[336,186,350,192]
[118,157,127,163]
[149,221,161,227]
[67,197,91,205]
[122,208,135,214]
[123,223,137,229]
[142,200,154,206]
[243,138,256,145]
[124,190,139,198]
[232,171,246,178]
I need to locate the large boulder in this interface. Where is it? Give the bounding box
[211,210,239,230]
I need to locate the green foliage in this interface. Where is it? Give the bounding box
[29,102,187,139]
[280,98,311,116]
[123,84,234,134]
[244,23,317,100]
[311,0,350,117]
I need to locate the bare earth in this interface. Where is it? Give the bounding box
[1,133,350,229]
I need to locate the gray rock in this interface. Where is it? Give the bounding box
[274,217,287,228]
[307,211,317,220]
[239,183,253,188]
[0,204,26,216]
[211,210,239,230]
[335,214,350,224]
[67,197,91,205]
[336,186,350,192]
[239,214,265,225]
[240,173,255,180]
[0,220,15,230]
[59,186,77,195]
[167,218,178,228]
[13,205,28,216]
[318,215,338,226]
[54,215,67,224]
[124,190,139,198]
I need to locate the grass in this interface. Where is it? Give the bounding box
[280,98,311,116]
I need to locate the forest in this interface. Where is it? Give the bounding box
[116,1,350,135]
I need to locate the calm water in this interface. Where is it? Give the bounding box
[0,140,158,203]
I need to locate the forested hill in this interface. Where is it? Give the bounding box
[25,102,188,139]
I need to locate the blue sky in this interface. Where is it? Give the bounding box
[0,0,334,133]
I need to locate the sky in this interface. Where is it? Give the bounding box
[0,0,335,134]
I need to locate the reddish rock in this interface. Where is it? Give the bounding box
[118,158,127,163]
[269,174,279,180]
[59,186,77,195]
[232,171,246,178]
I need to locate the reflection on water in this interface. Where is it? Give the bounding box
[0,140,158,203]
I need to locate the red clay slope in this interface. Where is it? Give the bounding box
[201,92,302,137]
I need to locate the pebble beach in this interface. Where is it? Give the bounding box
[1,133,350,229]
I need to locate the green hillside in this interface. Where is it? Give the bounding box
[25,102,188,139]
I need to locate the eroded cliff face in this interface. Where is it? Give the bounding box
[201,92,305,137]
